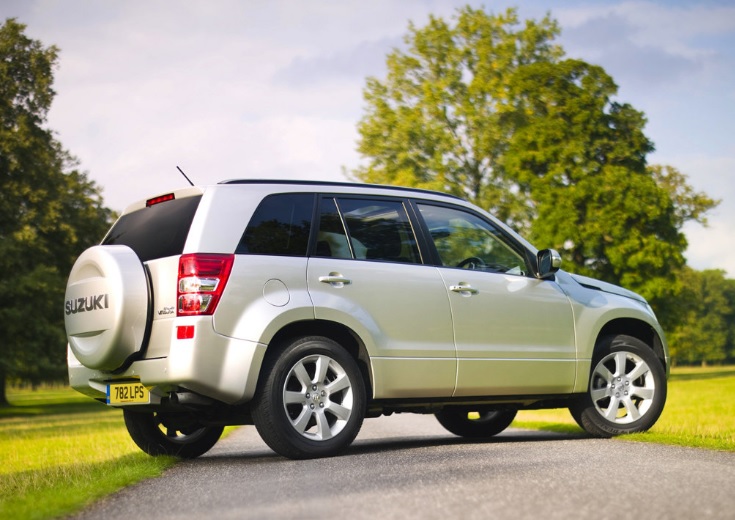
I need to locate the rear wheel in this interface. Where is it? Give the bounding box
[251,336,366,459]
[569,334,667,437]
[123,409,223,459]
[435,408,517,438]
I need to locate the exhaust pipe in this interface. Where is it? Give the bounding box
[170,391,218,408]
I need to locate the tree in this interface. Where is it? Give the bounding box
[355,7,562,228]
[727,278,735,364]
[505,60,717,320]
[0,19,114,405]
[667,268,733,366]
[354,6,717,321]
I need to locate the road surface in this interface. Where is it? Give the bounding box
[72,414,735,519]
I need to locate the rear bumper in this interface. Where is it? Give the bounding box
[68,318,266,405]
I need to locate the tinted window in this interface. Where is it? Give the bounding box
[324,198,420,264]
[314,198,352,259]
[237,193,314,256]
[103,195,202,262]
[418,203,528,275]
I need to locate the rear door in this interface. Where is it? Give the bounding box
[307,196,456,398]
[414,202,577,397]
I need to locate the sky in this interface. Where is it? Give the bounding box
[2,0,734,277]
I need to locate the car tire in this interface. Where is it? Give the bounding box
[569,334,667,437]
[123,409,223,459]
[435,408,517,438]
[251,336,366,459]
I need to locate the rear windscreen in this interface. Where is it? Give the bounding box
[102,195,202,262]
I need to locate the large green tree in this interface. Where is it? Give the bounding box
[0,19,114,405]
[354,6,716,322]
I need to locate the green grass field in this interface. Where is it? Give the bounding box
[0,388,176,519]
[515,365,735,451]
[1,366,733,519]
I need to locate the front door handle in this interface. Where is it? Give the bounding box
[449,283,479,296]
[319,273,351,288]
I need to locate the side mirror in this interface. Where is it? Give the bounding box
[536,249,562,279]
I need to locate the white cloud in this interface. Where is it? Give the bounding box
[684,220,735,277]
[669,154,735,277]
[556,2,735,85]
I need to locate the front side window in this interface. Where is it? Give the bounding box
[236,193,314,256]
[314,197,420,264]
[418,203,528,275]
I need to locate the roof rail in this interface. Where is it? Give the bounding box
[218,179,462,199]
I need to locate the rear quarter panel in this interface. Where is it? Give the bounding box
[213,255,314,343]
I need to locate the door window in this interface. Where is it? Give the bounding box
[315,197,421,264]
[417,204,528,275]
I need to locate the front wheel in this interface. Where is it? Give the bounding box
[435,408,517,438]
[569,334,667,437]
[123,409,224,459]
[251,336,366,459]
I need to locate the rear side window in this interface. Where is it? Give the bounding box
[102,195,202,262]
[315,197,420,264]
[236,193,314,256]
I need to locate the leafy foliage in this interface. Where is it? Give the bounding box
[356,7,562,227]
[0,19,114,401]
[667,268,735,365]
[504,60,717,320]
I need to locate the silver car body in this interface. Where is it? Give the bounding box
[68,182,668,408]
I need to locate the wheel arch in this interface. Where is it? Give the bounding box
[596,318,667,370]
[261,319,374,398]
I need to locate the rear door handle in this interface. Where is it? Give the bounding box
[449,284,479,296]
[319,273,351,288]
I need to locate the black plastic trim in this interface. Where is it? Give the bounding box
[219,178,463,200]
[110,262,155,375]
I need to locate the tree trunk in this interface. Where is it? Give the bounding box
[0,369,9,407]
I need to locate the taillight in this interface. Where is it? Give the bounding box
[177,254,234,316]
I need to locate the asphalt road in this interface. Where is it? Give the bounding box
[72,414,735,520]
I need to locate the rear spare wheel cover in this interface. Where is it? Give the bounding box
[64,245,149,370]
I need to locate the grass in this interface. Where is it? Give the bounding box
[514,365,735,451]
[0,387,177,519]
[1,366,733,519]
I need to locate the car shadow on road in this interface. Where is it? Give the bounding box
[200,428,591,463]
[346,429,590,457]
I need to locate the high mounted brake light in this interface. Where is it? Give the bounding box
[146,193,175,207]
[177,254,234,316]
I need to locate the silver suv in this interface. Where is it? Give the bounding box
[65,180,669,459]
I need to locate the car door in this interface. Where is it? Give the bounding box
[307,196,456,399]
[415,202,577,397]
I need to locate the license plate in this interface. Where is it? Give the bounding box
[107,382,150,405]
